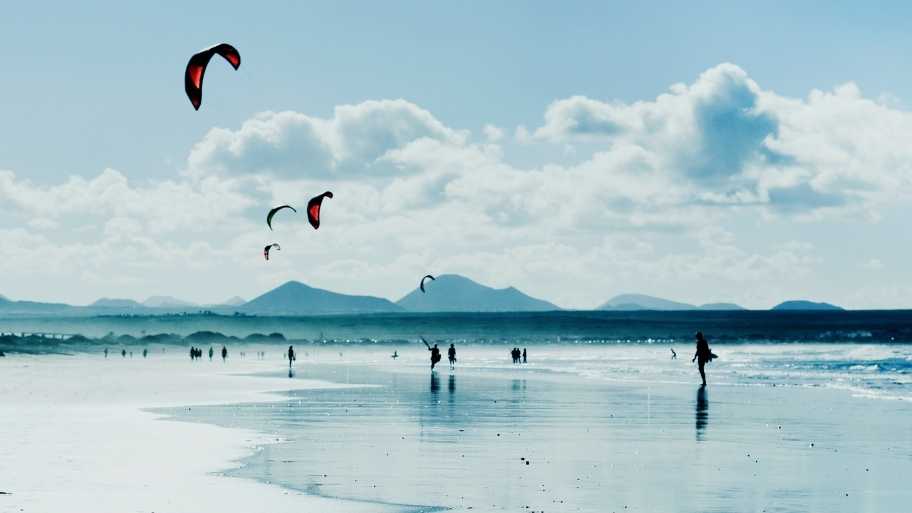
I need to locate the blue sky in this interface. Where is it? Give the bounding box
[1,1,912,308]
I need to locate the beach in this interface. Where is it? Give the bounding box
[169,345,912,513]
[0,351,399,513]
[3,341,910,513]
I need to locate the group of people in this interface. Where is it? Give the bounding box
[510,347,527,364]
[189,345,228,361]
[423,342,457,370]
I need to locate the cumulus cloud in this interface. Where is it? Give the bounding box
[530,63,912,217]
[187,99,467,179]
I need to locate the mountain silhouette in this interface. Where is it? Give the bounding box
[241,281,403,315]
[772,300,843,311]
[91,298,143,308]
[220,296,246,307]
[397,274,559,312]
[598,294,745,311]
[143,296,196,308]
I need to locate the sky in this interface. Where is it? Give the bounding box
[2,1,912,309]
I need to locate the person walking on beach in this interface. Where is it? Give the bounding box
[122,349,127,358]
[423,338,441,370]
[208,346,214,361]
[287,345,296,369]
[692,331,717,386]
[671,348,677,359]
[448,343,457,370]
[142,348,147,358]
[104,347,108,358]
[221,345,228,362]
[522,348,527,364]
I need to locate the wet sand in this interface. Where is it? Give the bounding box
[0,352,399,513]
[173,356,912,513]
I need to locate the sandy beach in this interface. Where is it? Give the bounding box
[3,343,912,513]
[0,351,398,513]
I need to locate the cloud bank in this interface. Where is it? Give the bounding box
[2,64,911,308]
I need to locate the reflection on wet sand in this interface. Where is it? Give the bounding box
[695,385,708,441]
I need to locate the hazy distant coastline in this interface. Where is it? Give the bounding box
[1,274,847,317]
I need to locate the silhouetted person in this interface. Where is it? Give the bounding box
[142,348,147,358]
[104,348,108,358]
[221,345,227,362]
[287,345,296,369]
[209,346,214,361]
[429,343,441,370]
[522,348,527,364]
[122,349,126,358]
[671,348,677,359]
[391,350,399,359]
[448,343,456,370]
[692,331,717,386]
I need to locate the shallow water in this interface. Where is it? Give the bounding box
[168,344,912,513]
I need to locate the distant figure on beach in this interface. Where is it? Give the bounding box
[122,349,127,358]
[287,345,296,368]
[221,345,227,362]
[671,348,677,359]
[511,347,521,364]
[691,331,718,386]
[142,348,147,358]
[208,346,214,360]
[448,343,457,370]
[391,350,399,359]
[522,348,527,364]
[104,348,108,358]
[423,339,441,370]
[189,347,194,360]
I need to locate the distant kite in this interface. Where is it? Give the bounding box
[263,243,281,261]
[420,274,436,293]
[184,43,241,110]
[307,191,333,229]
[267,205,297,230]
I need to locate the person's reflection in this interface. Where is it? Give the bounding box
[430,372,440,398]
[695,385,709,441]
[448,374,456,394]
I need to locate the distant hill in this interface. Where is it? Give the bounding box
[220,296,246,307]
[143,296,196,308]
[598,294,694,311]
[241,281,403,315]
[91,298,143,308]
[699,302,747,311]
[397,274,559,312]
[598,294,745,311]
[772,300,843,311]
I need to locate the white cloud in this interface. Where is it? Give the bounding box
[483,124,504,142]
[530,63,912,217]
[187,99,467,179]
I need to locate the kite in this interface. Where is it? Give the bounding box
[307,191,333,229]
[419,274,436,293]
[184,43,241,110]
[263,243,281,261]
[267,205,297,230]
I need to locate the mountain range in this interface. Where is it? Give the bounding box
[0,275,849,316]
